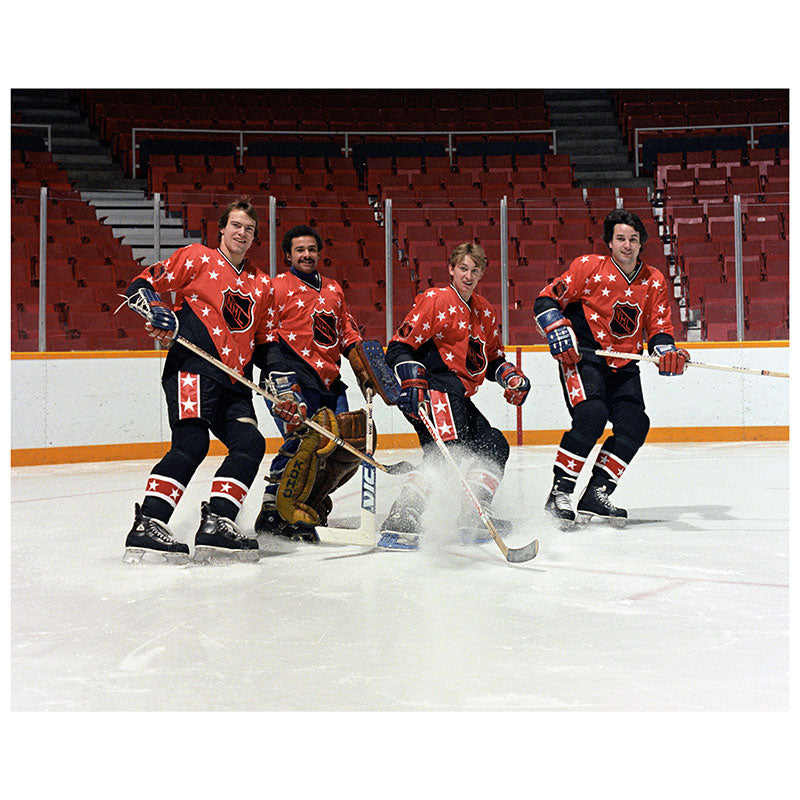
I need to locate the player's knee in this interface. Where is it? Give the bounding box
[614,406,650,449]
[476,426,510,467]
[171,421,211,466]
[228,418,266,463]
[572,398,609,442]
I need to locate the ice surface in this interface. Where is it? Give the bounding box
[10,441,789,714]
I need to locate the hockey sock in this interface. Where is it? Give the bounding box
[552,429,594,494]
[208,420,266,520]
[587,435,638,493]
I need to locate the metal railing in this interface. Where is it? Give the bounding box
[11,123,53,151]
[130,127,557,179]
[634,121,789,176]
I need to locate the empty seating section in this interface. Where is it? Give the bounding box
[12,90,788,349]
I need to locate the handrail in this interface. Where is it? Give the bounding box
[131,126,557,178]
[11,122,53,151]
[633,120,788,176]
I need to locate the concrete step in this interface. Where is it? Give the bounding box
[570,152,632,167]
[55,152,112,165]
[116,228,193,247]
[84,192,151,205]
[554,124,621,139]
[101,208,182,226]
[550,111,617,125]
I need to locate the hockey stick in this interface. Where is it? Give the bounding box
[417,405,539,564]
[316,388,379,546]
[594,349,789,379]
[172,335,415,474]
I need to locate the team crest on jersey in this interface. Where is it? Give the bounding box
[551,278,570,301]
[610,301,641,338]
[312,308,339,348]
[397,320,413,339]
[221,289,254,332]
[466,335,487,377]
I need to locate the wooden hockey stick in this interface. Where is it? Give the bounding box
[172,335,415,474]
[316,388,379,546]
[417,406,538,564]
[595,349,789,379]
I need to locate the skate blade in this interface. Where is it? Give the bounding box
[545,512,577,531]
[123,547,190,566]
[192,545,261,564]
[377,531,419,550]
[577,512,627,529]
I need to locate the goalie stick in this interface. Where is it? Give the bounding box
[593,348,789,379]
[168,334,415,475]
[316,388,379,546]
[417,406,539,564]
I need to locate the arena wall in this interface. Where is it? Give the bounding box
[10,342,790,466]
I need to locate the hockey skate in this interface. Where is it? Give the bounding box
[544,487,577,530]
[456,505,512,545]
[193,502,261,563]
[254,501,318,542]
[123,503,190,565]
[377,505,421,550]
[576,483,627,528]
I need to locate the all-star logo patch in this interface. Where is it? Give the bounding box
[312,308,338,348]
[397,320,413,339]
[610,301,641,339]
[466,335,487,377]
[221,288,254,332]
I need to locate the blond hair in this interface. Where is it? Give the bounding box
[448,242,487,270]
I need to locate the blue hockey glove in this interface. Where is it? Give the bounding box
[496,361,530,406]
[395,361,429,420]
[128,286,179,347]
[535,307,580,365]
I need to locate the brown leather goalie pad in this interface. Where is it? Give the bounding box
[276,409,377,526]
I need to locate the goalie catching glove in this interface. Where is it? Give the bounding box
[125,286,179,347]
[347,340,401,404]
[653,344,691,376]
[535,307,580,366]
[495,362,530,406]
[267,371,307,433]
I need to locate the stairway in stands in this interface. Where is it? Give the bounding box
[544,89,650,188]
[11,89,197,264]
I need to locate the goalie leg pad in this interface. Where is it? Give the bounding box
[276,408,338,526]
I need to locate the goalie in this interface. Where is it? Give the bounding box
[254,225,394,540]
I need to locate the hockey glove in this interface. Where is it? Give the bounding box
[128,287,179,347]
[268,371,308,433]
[535,307,581,365]
[395,361,429,420]
[653,344,691,376]
[495,361,530,406]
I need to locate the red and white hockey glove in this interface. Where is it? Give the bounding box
[535,307,581,366]
[268,371,308,433]
[653,344,691,376]
[395,361,430,420]
[128,287,179,347]
[495,361,530,406]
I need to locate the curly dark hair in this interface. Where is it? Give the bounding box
[602,209,648,248]
[281,225,323,256]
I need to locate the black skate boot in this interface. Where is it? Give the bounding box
[545,486,577,530]
[193,501,261,563]
[254,501,318,542]
[576,482,627,527]
[377,502,422,550]
[123,503,190,565]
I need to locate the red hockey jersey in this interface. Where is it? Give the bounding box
[133,243,274,378]
[265,269,362,389]
[390,284,505,397]
[537,253,675,369]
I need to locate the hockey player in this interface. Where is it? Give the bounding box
[378,242,530,548]
[253,224,379,541]
[122,197,272,564]
[534,208,690,527]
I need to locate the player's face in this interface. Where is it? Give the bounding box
[287,236,320,273]
[608,223,642,273]
[219,209,256,265]
[449,255,485,301]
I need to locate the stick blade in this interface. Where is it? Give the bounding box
[505,538,539,563]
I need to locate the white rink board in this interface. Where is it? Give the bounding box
[9,344,790,450]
